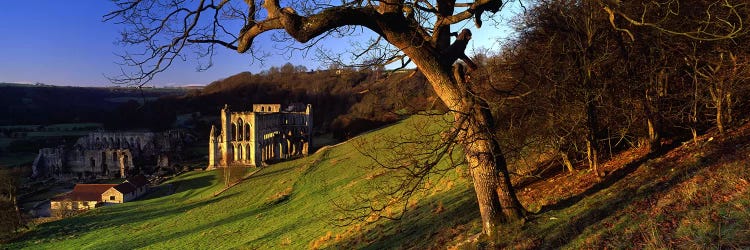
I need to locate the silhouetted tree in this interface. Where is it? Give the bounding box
[0,168,23,240]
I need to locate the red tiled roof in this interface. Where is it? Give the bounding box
[126,175,149,188]
[51,184,117,202]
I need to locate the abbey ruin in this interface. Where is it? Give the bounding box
[32,130,188,180]
[208,103,312,168]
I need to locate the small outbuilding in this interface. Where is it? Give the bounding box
[101,175,150,203]
[51,184,117,214]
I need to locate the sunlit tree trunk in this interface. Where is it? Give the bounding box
[560,151,574,172]
[644,86,661,152]
[404,46,524,236]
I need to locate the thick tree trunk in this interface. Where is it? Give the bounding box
[461,106,524,237]
[462,125,503,237]
[400,43,524,237]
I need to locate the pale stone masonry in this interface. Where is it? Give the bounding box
[32,130,188,180]
[208,103,313,168]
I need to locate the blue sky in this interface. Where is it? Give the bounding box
[0,1,516,87]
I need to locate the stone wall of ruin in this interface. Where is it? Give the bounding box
[209,103,312,168]
[32,130,188,180]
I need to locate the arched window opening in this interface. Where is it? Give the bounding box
[245,123,251,141]
[238,118,244,141]
[231,123,238,141]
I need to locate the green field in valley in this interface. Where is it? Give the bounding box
[6,114,750,249]
[6,115,479,249]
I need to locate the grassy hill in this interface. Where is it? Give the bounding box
[6,115,750,249]
[6,115,479,249]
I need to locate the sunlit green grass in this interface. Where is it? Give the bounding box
[11,115,748,249]
[7,115,479,249]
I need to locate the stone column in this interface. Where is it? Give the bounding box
[220,105,233,166]
[119,153,126,178]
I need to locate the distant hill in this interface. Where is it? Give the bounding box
[0,84,186,127]
[0,68,440,139]
[150,68,442,139]
[6,115,749,248]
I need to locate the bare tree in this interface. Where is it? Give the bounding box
[511,0,624,177]
[695,52,749,133]
[601,0,748,42]
[105,0,747,238]
[107,0,523,236]
[0,168,22,239]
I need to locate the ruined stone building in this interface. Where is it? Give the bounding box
[208,103,312,168]
[32,131,188,180]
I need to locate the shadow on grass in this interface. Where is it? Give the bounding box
[330,189,479,249]
[116,193,303,249]
[534,135,744,249]
[537,142,680,214]
[12,193,238,246]
[244,165,297,180]
[536,154,651,214]
[135,174,216,202]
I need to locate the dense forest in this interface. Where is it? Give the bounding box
[145,64,440,139]
[472,0,750,177]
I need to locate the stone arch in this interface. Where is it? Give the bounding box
[232,122,238,141]
[238,144,244,161]
[245,122,252,141]
[101,151,108,174]
[259,142,265,161]
[285,139,292,157]
[238,118,244,141]
[246,144,251,161]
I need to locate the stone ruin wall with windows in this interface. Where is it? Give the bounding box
[208,103,313,168]
[32,130,188,180]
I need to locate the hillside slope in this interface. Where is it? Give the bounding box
[502,121,750,248]
[7,115,478,249]
[6,116,750,249]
